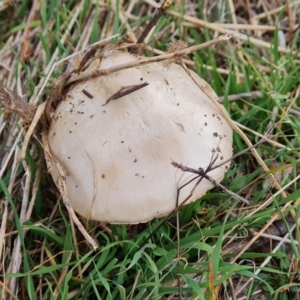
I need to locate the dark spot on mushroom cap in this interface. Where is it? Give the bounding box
[204,122,207,126]
[220,156,224,160]
[121,141,124,143]
[134,158,137,163]
[213,132,218,137]
[140,77,143,81]
[68,157,71,159]
[102,174,106,178]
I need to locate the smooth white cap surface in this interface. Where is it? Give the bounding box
[48,51,233,223]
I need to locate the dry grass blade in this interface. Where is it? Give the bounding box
[0,200,8,263]
[0,85,36,124]
[41,134,98,250]
[171,162,251,205]
[66,34,232,84]
[168,10,299,56]
[21,102,46,163]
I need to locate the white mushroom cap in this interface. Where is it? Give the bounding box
[48,50,232,224]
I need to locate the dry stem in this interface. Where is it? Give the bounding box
[0,85,36,124]
[41,133,98,250]
[66,34,232,85]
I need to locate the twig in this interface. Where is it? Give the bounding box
[129,270,141,300]
[31,34,119,106]
[0,85,36,124]
[66,34,232,85]
[102,82,149,106]
[75,44,102,74]
[76,41,144,73]
[171,162,251,205]
[218,91,263,102]
[132,0,171,51]
[82,89,93,99]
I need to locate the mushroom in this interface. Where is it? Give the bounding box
[48,50,233,224]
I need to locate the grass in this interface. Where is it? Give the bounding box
[0,0,300,299]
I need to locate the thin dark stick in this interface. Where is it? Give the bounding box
[102,82,149,106]
[171,162,251,205]
[82,89,93,99]
[77,43,145,74]
[170,133,277,207]
[130,0,171,54]
[76,45,99,73]
[0,85,37,125]
[67,34,232,85]
[136,5,168,44]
